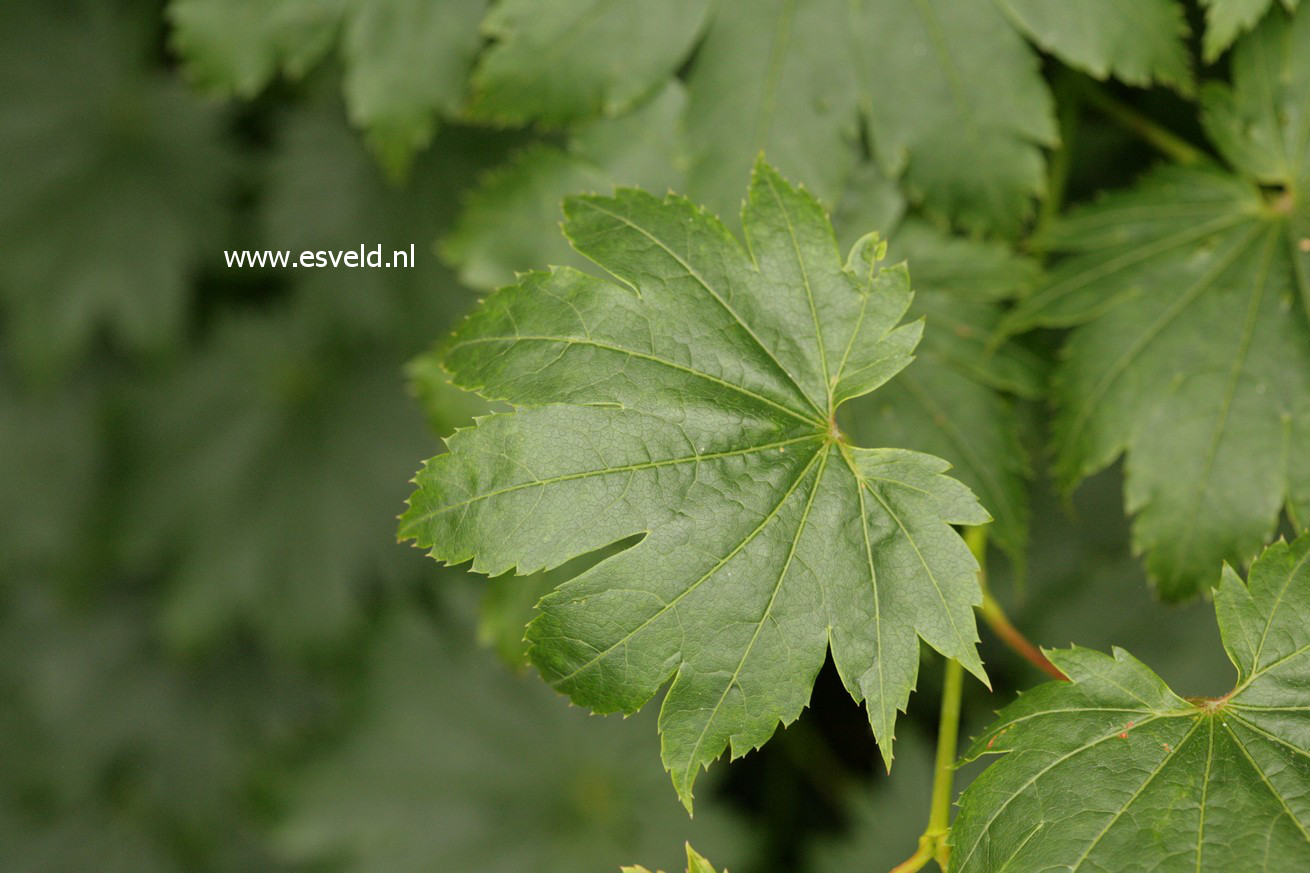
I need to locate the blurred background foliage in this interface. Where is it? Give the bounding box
[0,0,1243,870]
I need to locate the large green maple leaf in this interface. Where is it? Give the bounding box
[1001,5,1310,599]
[401,161,990,808]
[951,534,1310,871]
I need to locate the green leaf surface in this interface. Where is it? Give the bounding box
[123,314,436,651]
[847,222,1041,562]
[340,0,486,176]
[0,6,232,380]
[1198,0,1301,60]
[1001,8,1310,598]
[467,0,710,125]
[167,0,345,96]
[952,535,1310,872]
[682,0,860,222]
[998,0,1193,93]
[169,0,485,175]
[443,83,687,291]
[278,612,746,873]
[849,0,1057,235]
[401,162,989,808]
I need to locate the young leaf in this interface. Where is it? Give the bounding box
[466,0,710,125]
[401,161,990,808]
[848,0,1058,235]
[951,534,1310,872]
[1002,6,1310,599]
[997,0,1193,93]
[624,843,725,873]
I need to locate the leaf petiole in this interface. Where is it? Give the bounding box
[968,526,1066,681]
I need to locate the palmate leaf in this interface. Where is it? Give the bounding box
[0,5,232,381]
[466,0,710,126]
[1001,5,1310,599]
[169,0,485,175]
[1199,0,1302,60]
[997,0,1193,93]
[951,534,1310,872]
[848,0,1057,236]
[682,0,860,223]
[401,161,990,808]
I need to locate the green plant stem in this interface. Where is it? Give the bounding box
[1077,79,1206,166]
[966,527,1066,681]
[889,656,964,873]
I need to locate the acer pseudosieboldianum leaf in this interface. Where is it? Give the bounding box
[401,160,990,809]
[951,534,1310,872]
[1001,5,1310,600]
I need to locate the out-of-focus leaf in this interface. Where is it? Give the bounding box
[0,376,104,581]
[443,83,687,290]
[122,314,436,651]
[1001,7,1310,599]
[261,100,507,348]
[277,613,747,873]
[340,0,486,176]
[0,586,318,873]
[683,0,860,222]
[951,535,1310,872]
[167,0,345,96]
[466,0,710,125]
[849,0,1058,235]
[808,736,934,872]
[998,0,1193,93]
[0,6,232,380]
[169,0,486,175]
[1198,0,1301,61]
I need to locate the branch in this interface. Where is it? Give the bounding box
[1076,79,1207,167]
[967,526,1066,681]
[888,657,964,873]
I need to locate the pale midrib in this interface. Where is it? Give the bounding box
[1068,718,1206,872]
[682,447,830,789]
[1221,718,1310,842]
[1020,211,1253,322]
[1247,545,1310,675]
[862,475,974,664]
[1059,221,1267,453]
[853,460,888,743]
[760,169,831,407]
[546,443,826,687]
[571,198,828,419]
[448,333,822,426]
[1165,226,1280,571]
[409,434,819,525]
